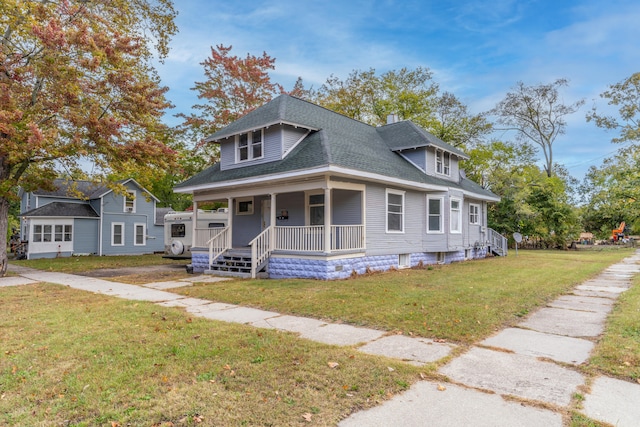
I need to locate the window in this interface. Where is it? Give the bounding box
[134,223,146,246]
[54,225,65,242]
[427,196,443,232]
[469,204,480,225]
[112,223,124,246]
[237,129,264,162]
[435,150,450,176]
[450,198,462,233]
[399,253,411,269]
[125,191,135,212]
[236,197,254,215]
[308,193,325,226]
[171,223,186,238]
[33,224,72,243]
[386,189,404,233]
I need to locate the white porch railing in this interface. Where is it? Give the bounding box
[330,225,365,251]
[196,227,226,247]
[250,226,274,279]
[208,227,231,266]
[275,225,324,252]
[487,227,508,256]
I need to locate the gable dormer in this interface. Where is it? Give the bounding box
[377,121,469,182]
[215,124,312,171]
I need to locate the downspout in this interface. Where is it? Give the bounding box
[98,197,104,256]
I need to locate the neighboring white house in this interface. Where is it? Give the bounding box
[19,178,168,259]
[174,94,505,279]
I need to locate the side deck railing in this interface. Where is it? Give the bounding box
[487,227,508,256]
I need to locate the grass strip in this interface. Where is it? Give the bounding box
[175,249,634,344]
[0,284,424,426]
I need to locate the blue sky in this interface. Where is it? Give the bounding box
[154,0,640,180]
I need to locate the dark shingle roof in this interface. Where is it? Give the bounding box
[33,179,111,199]
[21,202,99,218]
[178,94,497,201]
[376,121,469,159]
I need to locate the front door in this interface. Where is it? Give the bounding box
[261,199,271,230]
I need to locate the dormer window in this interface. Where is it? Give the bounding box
[237,129,263,162]
[436,149,450,176]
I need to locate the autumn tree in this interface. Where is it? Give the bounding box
[0,0,178,275]
[177,44,289,164]
[491,79,585,177]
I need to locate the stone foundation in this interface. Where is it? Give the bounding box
[192,247,490,279]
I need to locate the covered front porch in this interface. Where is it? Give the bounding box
[189,179,366,278]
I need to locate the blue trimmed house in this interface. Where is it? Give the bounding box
[175,95,506,279]
[19,178,168,259]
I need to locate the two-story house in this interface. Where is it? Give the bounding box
[19,178,168,259]
[175,94,505,279]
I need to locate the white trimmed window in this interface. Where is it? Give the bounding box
[469,203,480,225]
[450,198,462,233]
[112,222,124,246]
[306,192,325,226]
[54,224,73,242]
[435,149,450,176]
[235,197,254,215]
[237,129,264,162]
[427,196,443,233]
[134,223,146,246]
[124,190,136,213]
[386,189,404,233]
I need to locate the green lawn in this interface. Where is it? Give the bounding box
[176,249,634,344]
[12,253,184,273]
[2,248,638,426]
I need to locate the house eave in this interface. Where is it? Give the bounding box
[175,166,451,195]
[205,120,320,143]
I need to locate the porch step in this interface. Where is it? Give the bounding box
[206,250,266,278]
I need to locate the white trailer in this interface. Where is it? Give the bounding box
[163,208,228,259]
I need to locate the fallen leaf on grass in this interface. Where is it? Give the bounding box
[387,367,395,372]
[327,362,339,369]
[302,413,313,422]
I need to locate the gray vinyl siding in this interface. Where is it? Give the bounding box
[425,192,448,252]
[100,182,163,255]
[275,192,305,227]
[400,149,426,172]
[220,126,282,171]
[464,199,485,248]
[365,184,424,256]
[73,219,99,254]
[282,125,308,156]
[231,195,263,247]
[425,147,461,182]
[332,189,362,225]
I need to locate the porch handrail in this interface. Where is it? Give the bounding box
[208,227,231,266]
[249,226,274,279]
[195,226,226,247]
[487,227,508,256]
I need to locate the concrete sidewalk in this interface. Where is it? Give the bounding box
[4,251,640,426]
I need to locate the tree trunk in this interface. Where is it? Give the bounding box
[0,196,9,276]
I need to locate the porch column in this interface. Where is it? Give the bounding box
[192,201,198,247]
[324,188,331,253]
[227,197,233,248]
[270,193,277,249]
